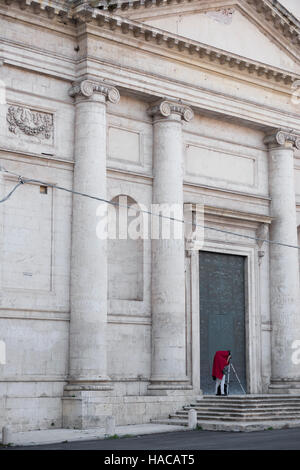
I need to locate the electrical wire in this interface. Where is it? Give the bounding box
[1,165,300,250]
[0,177,25,203]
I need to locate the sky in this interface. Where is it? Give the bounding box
[279,0,300,20]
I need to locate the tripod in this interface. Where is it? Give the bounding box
[226,361,246,395]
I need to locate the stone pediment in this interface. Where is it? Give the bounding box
[95,0,300,73]
[2,0,299,83]
[133,3,300,73]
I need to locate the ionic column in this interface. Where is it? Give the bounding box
[264,130,300,393]
[148,100,194,394]
[66,79,120,390]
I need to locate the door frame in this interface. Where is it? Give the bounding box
[188,241,261,395]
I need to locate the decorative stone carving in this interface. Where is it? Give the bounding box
[255,223,269,264]
[7,105,53,140]
[264,130,300,150]
[69,79,120,103]
[184,203,204,254]
[256,223,269,248]
[148,100,194,122]
[206,8,235,25]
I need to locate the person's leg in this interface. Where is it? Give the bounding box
[220,374,225,395]
[215,378,221,394]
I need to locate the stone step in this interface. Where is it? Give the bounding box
[152,395,300,432]
[194,407,300,412]
[182,409,300,417]
[199,400,300,405]
[181,406,300,412]
[169,413,300,422]
[188,399,300,405]
[201,403,300,406]
[202,394,300,398]
[152,418,300,432]
[183,405,300,412]
[200,396,300,402]
[173,410,300,419]
[199,396,300,401]
[195,400,300,407]
[178,408,300,414]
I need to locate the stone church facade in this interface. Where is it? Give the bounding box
[0,0,300,431]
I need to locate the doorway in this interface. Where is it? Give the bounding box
[199,251,247,394]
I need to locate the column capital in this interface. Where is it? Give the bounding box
[69,79,120,104]
[148,99,194,122]
[264,129,300,150]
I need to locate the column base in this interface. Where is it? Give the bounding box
[64,384,113,392]
[64,376,114,392]
[269,380,300,395]
[62,388,113,429]
[148,377,193,396]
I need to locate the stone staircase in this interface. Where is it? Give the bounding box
[152,395,300,432]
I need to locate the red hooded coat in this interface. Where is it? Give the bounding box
[212,351,230,380]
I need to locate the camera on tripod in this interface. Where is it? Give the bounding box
[213,350,246,396]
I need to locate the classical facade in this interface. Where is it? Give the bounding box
[0,0,300,431]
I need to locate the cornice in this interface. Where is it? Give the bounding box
[73,4,299,85]
[0,0,71,18]
[1,0,299,86]
[201,204,273,224]
[96,0,300,65]
[88,0,300,45]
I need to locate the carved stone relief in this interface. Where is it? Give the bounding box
[206,8,235,25]
[7,105,54,142]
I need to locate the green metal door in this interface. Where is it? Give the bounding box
[199,251,247,394]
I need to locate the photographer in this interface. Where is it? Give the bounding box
[212,350,231,396]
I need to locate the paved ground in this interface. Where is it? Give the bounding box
[3,427,300,450]
[0,424,184,447]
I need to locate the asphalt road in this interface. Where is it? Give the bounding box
[4,427,300,450]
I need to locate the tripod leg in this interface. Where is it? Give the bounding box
[231,363,246,394]
[224,365,230,396]
[227,365,230,396]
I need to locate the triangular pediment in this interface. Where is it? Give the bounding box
[113,0,300,74]
[144,7,299,73]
